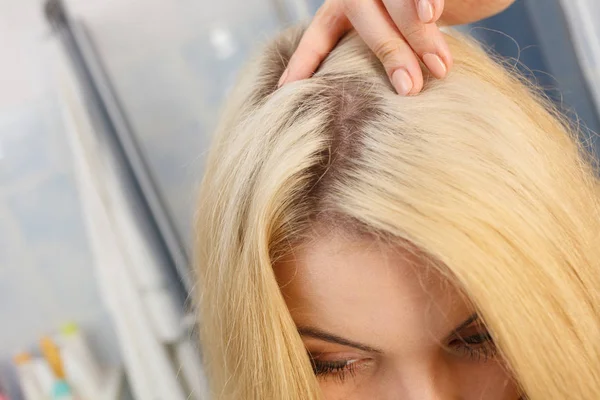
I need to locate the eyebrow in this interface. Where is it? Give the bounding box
[452,313,479,332]
[297,326,383,353]
[297,313,480,354]
[442,312,481,342]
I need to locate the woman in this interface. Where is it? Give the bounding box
[195,7,600,400]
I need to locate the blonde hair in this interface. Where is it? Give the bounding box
[195,26,600,399]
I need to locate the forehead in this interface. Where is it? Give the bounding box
[274,228,470,349]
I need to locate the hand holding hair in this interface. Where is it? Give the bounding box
[278,0,516,95]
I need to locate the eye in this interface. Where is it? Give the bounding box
[448,330,498,362]
[309,355,362,383]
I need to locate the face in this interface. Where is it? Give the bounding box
[275,226,521,400]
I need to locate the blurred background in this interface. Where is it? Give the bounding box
[0,0,598,398]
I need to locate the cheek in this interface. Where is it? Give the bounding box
[317,376,375,400]
[316,360,521,400]
[454,360,520,400]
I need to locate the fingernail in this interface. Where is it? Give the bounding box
[278,68,289,88]
[392,68,413,95]
[423,53,447,79]
[417,0,434,23]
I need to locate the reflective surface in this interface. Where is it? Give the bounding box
[65,0,289,245]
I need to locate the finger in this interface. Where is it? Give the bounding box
[342,0,424,95]
[414,0,444,24]
[383,0,452,79]
[279,0,351,87]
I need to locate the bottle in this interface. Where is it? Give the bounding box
[60,323,104,400]
[39,336,65,380]
[39,336,77,400]
[30,358,54,397]
[13,353,45,400]
[51,380,75,400]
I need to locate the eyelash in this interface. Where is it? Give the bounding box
[310,331,497,382]
[310,358,359,383]
[448,331,498,362]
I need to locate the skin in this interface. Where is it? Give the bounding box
[279,0,517,95]
[275,225,521,399]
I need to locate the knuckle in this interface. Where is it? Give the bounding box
[314,2,332,19]
[373,39,404,65]
[341,0,361,19]
[314,0,343,34]
[308,46,329,62]
[403,24,427,43]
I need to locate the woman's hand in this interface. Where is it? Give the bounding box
[278,0,516,95]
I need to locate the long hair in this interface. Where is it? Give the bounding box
[195,26,600,400]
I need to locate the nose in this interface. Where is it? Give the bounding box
[387,361,458,400]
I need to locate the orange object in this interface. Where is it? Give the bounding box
[40,336,65,379]
[13,352,32,366]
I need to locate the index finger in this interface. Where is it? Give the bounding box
[278,0,352,87]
